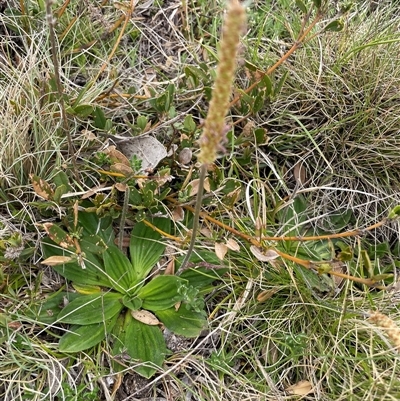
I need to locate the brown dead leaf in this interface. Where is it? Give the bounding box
[80,184,107,199]
[30,174,54,200]
[110,163,133,176]
[250,246,280,262]
[103,146,130,166]
[225,238,240,251]
[172,206,184,222]
[114,182,128,192]
[41,256,74,266]
[131,310,160,326]
[257,287,282,302]
[242,120,255,137]
[285,380,313,396]
[215,242,228,261]
[164,258,175,275]
[293,161,306,186]
[200,227,212,238]
[188,177,211,196]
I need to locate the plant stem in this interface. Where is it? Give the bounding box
[177,163,207,272]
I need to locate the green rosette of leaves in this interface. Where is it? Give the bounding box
[38,214,226,378]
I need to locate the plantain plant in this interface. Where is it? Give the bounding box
[36,212,226,378]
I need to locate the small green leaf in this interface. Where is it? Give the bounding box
[370,273,393,281]
[104,245,137,292]
[136,115,148,131]
[253,93,265,114]
[361,250,374,278]
[295,0,307,14]
[388,205,400,219]
[312,0,321,8]
[324,20,344,32]
[93,107,107,129]
[183,114,196,132]
[155,306,207,338]
[59,313,118,353]
[122,294,142,311]
[52,170,71,190]
[137,276,187,311]
[124,317,167,378]
[274,70,289,97]
[244,60,258,72]
[53,184,68,203]
[57,292,123,325]
[260,75,273,97]
[69,104,94,118]
[77,212,115,244]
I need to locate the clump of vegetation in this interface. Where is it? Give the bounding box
[1,0,400,400]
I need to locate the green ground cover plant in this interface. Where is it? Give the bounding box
[1,0,400,400]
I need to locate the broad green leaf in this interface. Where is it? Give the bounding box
[179,267,228,289]
[57,292,123,325]
[137,276,187,311]
[129,218,170,281]
[27,291,81,324]
[155,306,207,338]
[104,245,136,292]
[124,317,167,378]
[59,313,118,352]
[72,283,102,295]
[77,212,115,244]
[110,313,128,372]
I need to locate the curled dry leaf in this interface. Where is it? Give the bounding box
[200,227,212,238]
[225,238,240,251]
[188,177,211,196]
[250,246,280,262]
[41,256,74,266]
[110,163,133,176]
[172,206,184,222]
[257,287,282,302]
[285,380,313,396]
[131,310,160,326]
[293,160,306,186]
[114,182,128,192]
[103,146,130,166]
[215,242,228,261]
[164,258,175,275]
